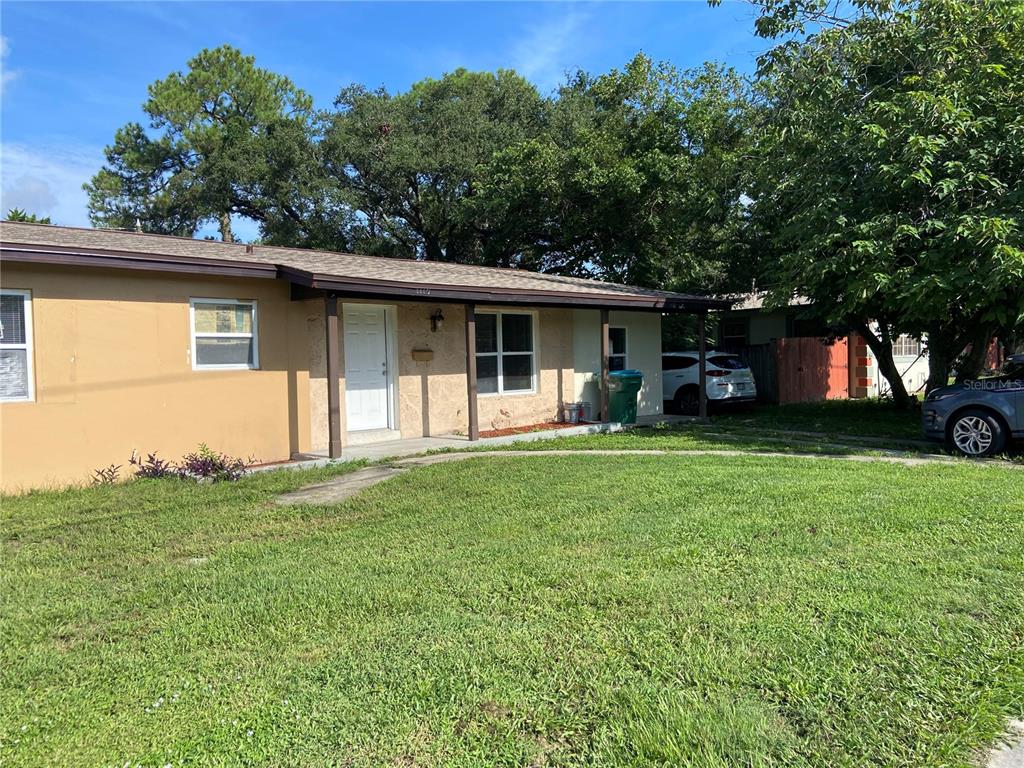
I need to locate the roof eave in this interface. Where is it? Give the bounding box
[0,243,278,280]
[0,242,732,312]
[301,271,729,312]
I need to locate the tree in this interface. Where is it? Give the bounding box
[322,69,547,264]
[85,45,317,242]
[739,0,1024,403]
[5,209,51,224]
[479,55,755,290]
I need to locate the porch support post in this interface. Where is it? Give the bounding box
[465,303,480,441]
[325,294,343,459]
[698,309,708,419]
[600,308,610,422]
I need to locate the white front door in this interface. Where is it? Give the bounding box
[343,304,391,432]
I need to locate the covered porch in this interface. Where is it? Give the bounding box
[288,279,727,459]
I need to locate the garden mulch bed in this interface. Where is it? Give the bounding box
[479,421,582,438]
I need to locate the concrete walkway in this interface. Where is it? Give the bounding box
[283,416,701,465]
[985,720,1024,768]
[275,447,1013,506]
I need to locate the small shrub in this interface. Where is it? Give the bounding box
[175,443,253,482]
[91,464,121,485]
[129,451,176,479]
[126,444,254,484]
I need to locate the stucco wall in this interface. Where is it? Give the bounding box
[0,264,605,491]
[572,309,664,418]
[0,263,312,492]
[305,301,577,447]
[394,303,575,437]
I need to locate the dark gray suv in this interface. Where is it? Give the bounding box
[923,355,1024,456]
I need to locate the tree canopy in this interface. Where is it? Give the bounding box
[743,0,1024,397]
[86,48,752,294]
[480,57,753,290]
[323,68,547,264]
[4,209,51,224]
[85,45,315,242]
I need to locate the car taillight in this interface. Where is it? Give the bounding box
[706,370,730,377]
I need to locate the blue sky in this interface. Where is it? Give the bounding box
[0,1,767,237]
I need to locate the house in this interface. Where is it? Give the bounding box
[718,293,930,403]
[0,222,727,491]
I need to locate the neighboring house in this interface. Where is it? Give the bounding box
[0,222,726,491]
[718,292,930,403]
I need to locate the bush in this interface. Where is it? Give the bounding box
[91,464,121,485]
[127,444,254,483]
[129,451,176,479]
[177,443,252,482]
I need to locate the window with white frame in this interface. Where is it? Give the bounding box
[892,334,921,357]
[609,327,627,371]
[475,311,535,394]
[190,299,259,370]
[0,289,34,402]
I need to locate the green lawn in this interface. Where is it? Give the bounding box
[476,424,899,456]
[3,455,1023,767]
[709,400,924,440]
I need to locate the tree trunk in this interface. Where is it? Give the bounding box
[925,324,955,393]
[219,212,234,243]
[423,232,444,262]
[854,321,912,409]
[954,326,994,382]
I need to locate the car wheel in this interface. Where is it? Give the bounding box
[675,387,699,416]
[948,409,1007,457]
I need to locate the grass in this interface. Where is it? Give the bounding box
[474,424,902,457]
[708,400,924,440]
[3,454,1024,767]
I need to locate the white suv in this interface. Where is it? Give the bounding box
[662,351,757,414]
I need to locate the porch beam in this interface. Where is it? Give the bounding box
[600,308,610,422]
[325,295,343,458]
[465,303,480,441]
[698,309,708,419]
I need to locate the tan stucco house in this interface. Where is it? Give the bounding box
[0,222,726,491]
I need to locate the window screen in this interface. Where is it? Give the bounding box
[0,291,32,401]
[191,300,258,369]
[609,327,627,372]
[475,312,535,393]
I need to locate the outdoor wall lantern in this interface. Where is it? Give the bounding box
[430,308,445,333]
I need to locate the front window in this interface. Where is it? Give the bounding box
[0,289,34,402]
[475,312,535,394]
[190,299,259,370]
[609,327,627,371]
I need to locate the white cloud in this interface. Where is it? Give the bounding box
[510,7,590,92]
[1,36,18,97]
[0,142,104,226]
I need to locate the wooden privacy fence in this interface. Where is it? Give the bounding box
[777,336,849,404]
[725,337,850,404]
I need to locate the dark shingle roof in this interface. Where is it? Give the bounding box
[0,222,729,311]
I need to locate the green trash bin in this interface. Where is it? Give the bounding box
[608,369,644,424]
